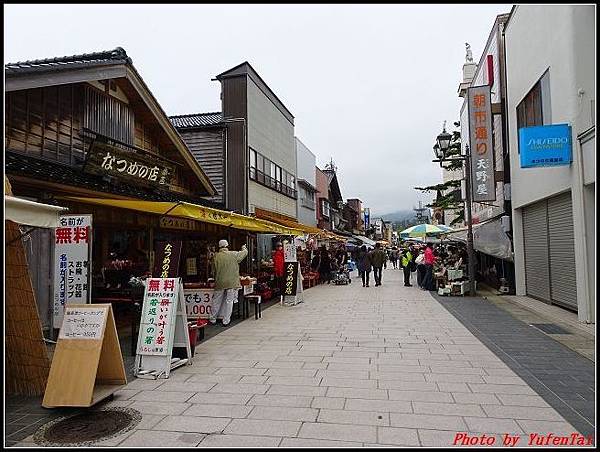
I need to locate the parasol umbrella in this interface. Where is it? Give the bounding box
[399,223,454,239]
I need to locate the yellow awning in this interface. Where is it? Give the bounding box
[254,209,323,235]
[59,197,304,236]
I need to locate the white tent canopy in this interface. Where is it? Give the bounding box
[5,196,67,228]
[444,217,513,261]
[352,235,377,247]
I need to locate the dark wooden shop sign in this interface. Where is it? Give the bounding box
[153,241,183,278]
[84,141,175,188]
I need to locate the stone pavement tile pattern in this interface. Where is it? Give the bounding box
[13,270,594,448]
[434,293,595,439]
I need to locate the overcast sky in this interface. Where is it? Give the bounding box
[4,4,511,214]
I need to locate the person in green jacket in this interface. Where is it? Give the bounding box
[209,239,248,327]
[369,243,387,286]
[401,247,414,287]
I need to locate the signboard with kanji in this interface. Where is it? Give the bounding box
[43,304,126,408]
[59,307,107,340]
[284,243,297,262]
[84,141,175,189]
[519,124,572,168]
[283,262,299,297]
[138,278,178,355]
[184,288,215,319]
[53,215,92,329]
[467,85,496,202]
[153,240,182,278]
[134,278,192,379]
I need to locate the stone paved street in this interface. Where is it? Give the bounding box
[17,269,594,447]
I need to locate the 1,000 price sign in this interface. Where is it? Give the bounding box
[184,289,214,318]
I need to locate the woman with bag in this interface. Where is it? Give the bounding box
[415,247,426,289]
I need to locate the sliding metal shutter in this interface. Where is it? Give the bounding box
[548,192,577,310]
[522,201,551,302]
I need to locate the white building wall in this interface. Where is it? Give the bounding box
[246,77,297,219]
[506,5,595,322]
[295,137,317,226]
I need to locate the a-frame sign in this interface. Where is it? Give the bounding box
[42,304,126,408]
[134,277,192,379]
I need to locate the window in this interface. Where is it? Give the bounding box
[270,162,277,188]
[276,166,282,190]
[248,148,297,199]
[321,199,330,218]
[249,149,257,180]
[256,153,264,183]
[517,71,551,152]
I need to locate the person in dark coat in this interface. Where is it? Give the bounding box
[318,246,332,284]
[356,245,372,287]
[415,246,427,289]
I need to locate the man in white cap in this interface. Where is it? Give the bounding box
[209,239,248,327]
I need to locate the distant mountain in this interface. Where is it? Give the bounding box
[375,210,417,222]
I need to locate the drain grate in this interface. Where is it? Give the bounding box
[530,323,572,335]
[34,407,141,446]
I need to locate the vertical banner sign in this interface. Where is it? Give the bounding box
[53,214,92,328]
[467,85,496,202]
[363,208,370,230]
[153,240,182,278]
[284,243,297,262]
[284,262,299,296]
[138,278,178,355]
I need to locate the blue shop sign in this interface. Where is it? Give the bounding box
[519,124,572,168]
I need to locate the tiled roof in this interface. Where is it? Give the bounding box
[5,47,132,75]
[169,112,224,129]
[5,151,223,208]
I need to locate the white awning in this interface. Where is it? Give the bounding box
[5,196,67,228]
[352,235,377,247]
[444,217,513,261]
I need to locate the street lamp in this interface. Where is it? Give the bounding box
[432,125,477,297]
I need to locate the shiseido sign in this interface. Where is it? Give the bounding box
[519,124,572,168]
[84,141,175,188]
[467,85,496,202]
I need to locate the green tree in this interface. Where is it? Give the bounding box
[414,123,465,226]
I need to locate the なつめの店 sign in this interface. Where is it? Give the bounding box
[138,278,178,355]
[284,262,299,296]
[153,241,182,278]
[519,124,572,168]
[467,85,496,202]
[84,141,175,189]
[53,215,92,328]
[59,306,107,340]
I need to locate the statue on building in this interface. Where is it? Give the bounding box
[465,43,473,63]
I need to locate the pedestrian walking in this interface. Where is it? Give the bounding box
[390,248,399,269]
[318,246,332,284]
[401,247,414,287]
[356,245,372,287]
[370,243,386,286]
[209,240,248,327]
[272,242,285,298]
[415,246,426,288]
[422,242,437,291]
